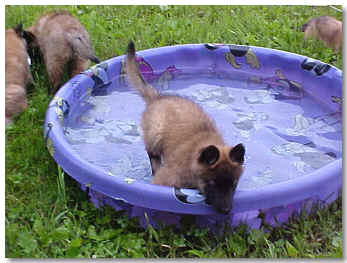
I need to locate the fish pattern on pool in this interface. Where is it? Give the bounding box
[64,73,342,190]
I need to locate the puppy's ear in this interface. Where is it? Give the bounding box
[14,23,24,37]
[198,145,220,166]
[229,143,245,164]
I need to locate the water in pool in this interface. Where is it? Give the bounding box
[64,74,342,190]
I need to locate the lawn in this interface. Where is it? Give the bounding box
[5,5,342,258]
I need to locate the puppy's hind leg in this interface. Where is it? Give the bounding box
[147,152,161,175]
[143,131,164,176]
[5,85,28,121]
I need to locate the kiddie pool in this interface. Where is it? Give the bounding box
[44,44,342,230]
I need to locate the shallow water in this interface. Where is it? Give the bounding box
[64,74,342,190]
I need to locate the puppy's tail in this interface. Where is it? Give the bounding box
[125,41,159,104]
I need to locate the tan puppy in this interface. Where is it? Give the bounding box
[125,41,245,214]
[5,24,33,125]
[302,16,342,52]
[26,10,99,94]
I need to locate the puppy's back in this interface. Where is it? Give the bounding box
[142,94,224,157]
[29,11,75,34]
[29,11,99,63]
[5,28,32,124]
[5,28,32,86]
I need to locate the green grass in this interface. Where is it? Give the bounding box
[5,5,342,258]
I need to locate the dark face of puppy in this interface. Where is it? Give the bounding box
[14,24,35,47]
[198,144,245,214]
[14,25,41,64]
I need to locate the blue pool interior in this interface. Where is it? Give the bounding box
[63,72,342,191]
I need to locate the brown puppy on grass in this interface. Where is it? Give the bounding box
[302,16,342,52]
[5,24,33,126]
[125,41,245,214]
[26,10,100,94]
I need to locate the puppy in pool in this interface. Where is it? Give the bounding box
[125,41,245,214]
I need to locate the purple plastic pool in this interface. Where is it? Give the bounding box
[44,44,342,230]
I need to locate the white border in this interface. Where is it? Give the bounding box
[3,3,345,263]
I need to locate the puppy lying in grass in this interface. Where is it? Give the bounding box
[125,41,245,214]
[24,10,100,94]
[5,24,33,125]
[302,16,342,53]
